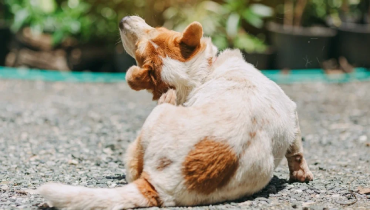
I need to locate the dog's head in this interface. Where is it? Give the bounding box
[119,16,217,100]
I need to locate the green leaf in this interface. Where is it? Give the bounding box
[12,8,29,31]
[249,4,273,17]
[52,30,65,45]
[226,12,240,38]
[234,32,267,53]
[38,0,56,14]
[242,9,263,28]
[212,35,229,50]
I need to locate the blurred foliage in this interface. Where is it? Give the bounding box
[0,1,11,22]
[163,0,273,53]
[303,0,329,25]
[223,0,273,29]
[274,0,368,27]
[6,0,90,44]
[326,0,369,25]
[4,0,368,50]
[217,0,272,53]
[4,0,146,45]
[163,1,225,36]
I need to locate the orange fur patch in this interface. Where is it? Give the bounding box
[129,135,144,181]
[135,172,162,207]
[182,137,239,195]
[128,24,205,100]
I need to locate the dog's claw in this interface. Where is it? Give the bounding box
[158,89,177,105]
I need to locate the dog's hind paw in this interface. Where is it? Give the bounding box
[289,167,313,183]
[158,89,177,105]
[287,154,314,183]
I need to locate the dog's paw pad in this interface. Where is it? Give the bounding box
[158,89,177,105]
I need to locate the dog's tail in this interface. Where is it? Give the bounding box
[37,176,162,210]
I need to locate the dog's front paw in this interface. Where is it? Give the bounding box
[287,155,314,183]
[158,89,177,105]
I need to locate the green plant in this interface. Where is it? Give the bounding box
[4,0,145,45]
[163,0,273,53]
[284,0,337,27]
[223,0,273,29]
[0,1,12,22]
[163,1,226,36]
[213,32,268,53]
[215,0,272,53]
[5,0,92,44]
[325,0,369,26]
[279,0,367,27]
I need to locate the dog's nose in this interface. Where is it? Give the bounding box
[119,16,131,30]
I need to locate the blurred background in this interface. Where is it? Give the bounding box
[0,0,369,72]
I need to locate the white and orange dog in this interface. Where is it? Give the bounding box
[38,16,313,209]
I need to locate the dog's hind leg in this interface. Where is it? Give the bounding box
[285,112,313,182]
[124,135,144,183]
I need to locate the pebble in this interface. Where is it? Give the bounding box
[359,135,367,142]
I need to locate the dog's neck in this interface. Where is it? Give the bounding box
[161,38,218,105]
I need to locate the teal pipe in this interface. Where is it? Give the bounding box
[0,66,369,84]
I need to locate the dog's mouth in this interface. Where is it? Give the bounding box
[118,16,153,58]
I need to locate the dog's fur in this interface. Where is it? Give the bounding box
[37,16,313,209]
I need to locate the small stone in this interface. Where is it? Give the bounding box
[302,201,315,207]
[359,135,367,142]
[332,194,340,198]
[68,159,79,165]
[238,201,252,206]
[295,189,303,193]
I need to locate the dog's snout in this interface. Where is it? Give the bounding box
[119,16,131,30]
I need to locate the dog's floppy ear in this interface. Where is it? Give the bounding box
[126,65,154,91]
[180,21,203,48]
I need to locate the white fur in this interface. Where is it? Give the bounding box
[38,16,300,209]
[37,183,149,210]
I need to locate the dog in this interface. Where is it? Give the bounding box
[37,16,313,209]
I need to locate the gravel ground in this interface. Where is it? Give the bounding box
[0,79,369,210]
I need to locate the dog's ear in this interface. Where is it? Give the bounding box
[126,65,154,91]
[180,22,203,48]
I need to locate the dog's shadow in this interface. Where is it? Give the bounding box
[233,175,288,202]
[183,175,288,208]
